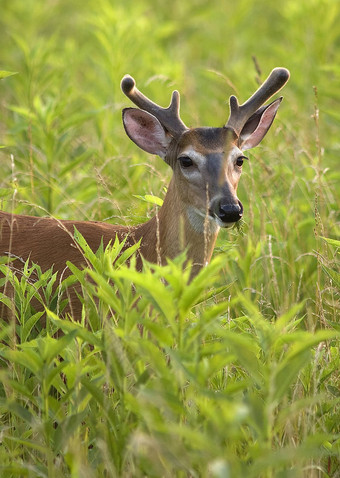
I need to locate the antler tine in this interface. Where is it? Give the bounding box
[226,67,290,135]
[121,75,188,138]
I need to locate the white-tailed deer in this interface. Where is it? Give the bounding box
[0,67,289,318]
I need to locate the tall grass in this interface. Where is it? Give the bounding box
[0,0,339,476]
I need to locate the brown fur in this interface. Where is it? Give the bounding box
[0,177,218,320]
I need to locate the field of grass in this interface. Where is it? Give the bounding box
[0,0,339,476]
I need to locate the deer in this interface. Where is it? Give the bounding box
[0,67,289,319]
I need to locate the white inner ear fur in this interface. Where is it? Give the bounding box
[123,109,171,158]
[240,100,281,151]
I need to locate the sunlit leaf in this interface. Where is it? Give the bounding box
[0,70,18,79]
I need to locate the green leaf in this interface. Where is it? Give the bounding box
[322,265,340,288]
[66,261,87,285]
[321,236,340,248]
[0,70,18,79]
[142,318,173,346]
[273,330,339,401]
[133,194,163,206]
[40,331,77,364]
[273,349,311,402]
[220,331,263,386]
[179,255,225,312]
[54,410,89,452]
[274,302,306,333]
[87,270,123,316]
[72,227,99,268]
[0,292,15,312]
[46,360,69,391]
[193,282,235,307]
[4,378,39,406]
[114,240,141,267]
[46,311,102,347]
[112,267,177,323]
[0,348,42,374]
[1,435,47,453]
[81,377,117,431]
[21,312,44,342]
[7,104,35,119]
[7,400,33,424]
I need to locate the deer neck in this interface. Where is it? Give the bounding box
[134,177,219,274]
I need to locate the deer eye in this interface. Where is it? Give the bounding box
[179,156,194,168]
[236,155,248,167]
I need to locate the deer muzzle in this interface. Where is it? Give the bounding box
[210,198,243,226]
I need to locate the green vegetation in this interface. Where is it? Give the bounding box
[0,0,339,476]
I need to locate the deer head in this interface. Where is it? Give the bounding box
[121,68,290,235]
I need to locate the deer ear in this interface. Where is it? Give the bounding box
[122,108,171,159]
[238,98,282,151]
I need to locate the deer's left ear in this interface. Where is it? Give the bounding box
[238,98,282,151]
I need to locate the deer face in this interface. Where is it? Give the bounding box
[171,127,244,231]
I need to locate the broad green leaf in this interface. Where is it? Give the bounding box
[141,318,173,346]
[219,331,262,386]
[138,339,172,379]
[7,400,33,424]
[184,301,231,348]
[46,311,102,348]
[199,301,230,324]
[0,348,42,374]
[250,433,335,474]
[21,312,44,342]
[0,292,15,311]
[38,331,77,364]
[112,267,177,323]
[276,393,331,428]
[66,261,87,287]
[179,255,225,312]
[273,349,311,402]
[286,329,339,359]
[46,360,70,392]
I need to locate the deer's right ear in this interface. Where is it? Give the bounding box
[122,108,172,159]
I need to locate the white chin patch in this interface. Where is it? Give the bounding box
[217,219,235,229]
[186,207,220,234]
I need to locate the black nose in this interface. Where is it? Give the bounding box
[217,199,243,223]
